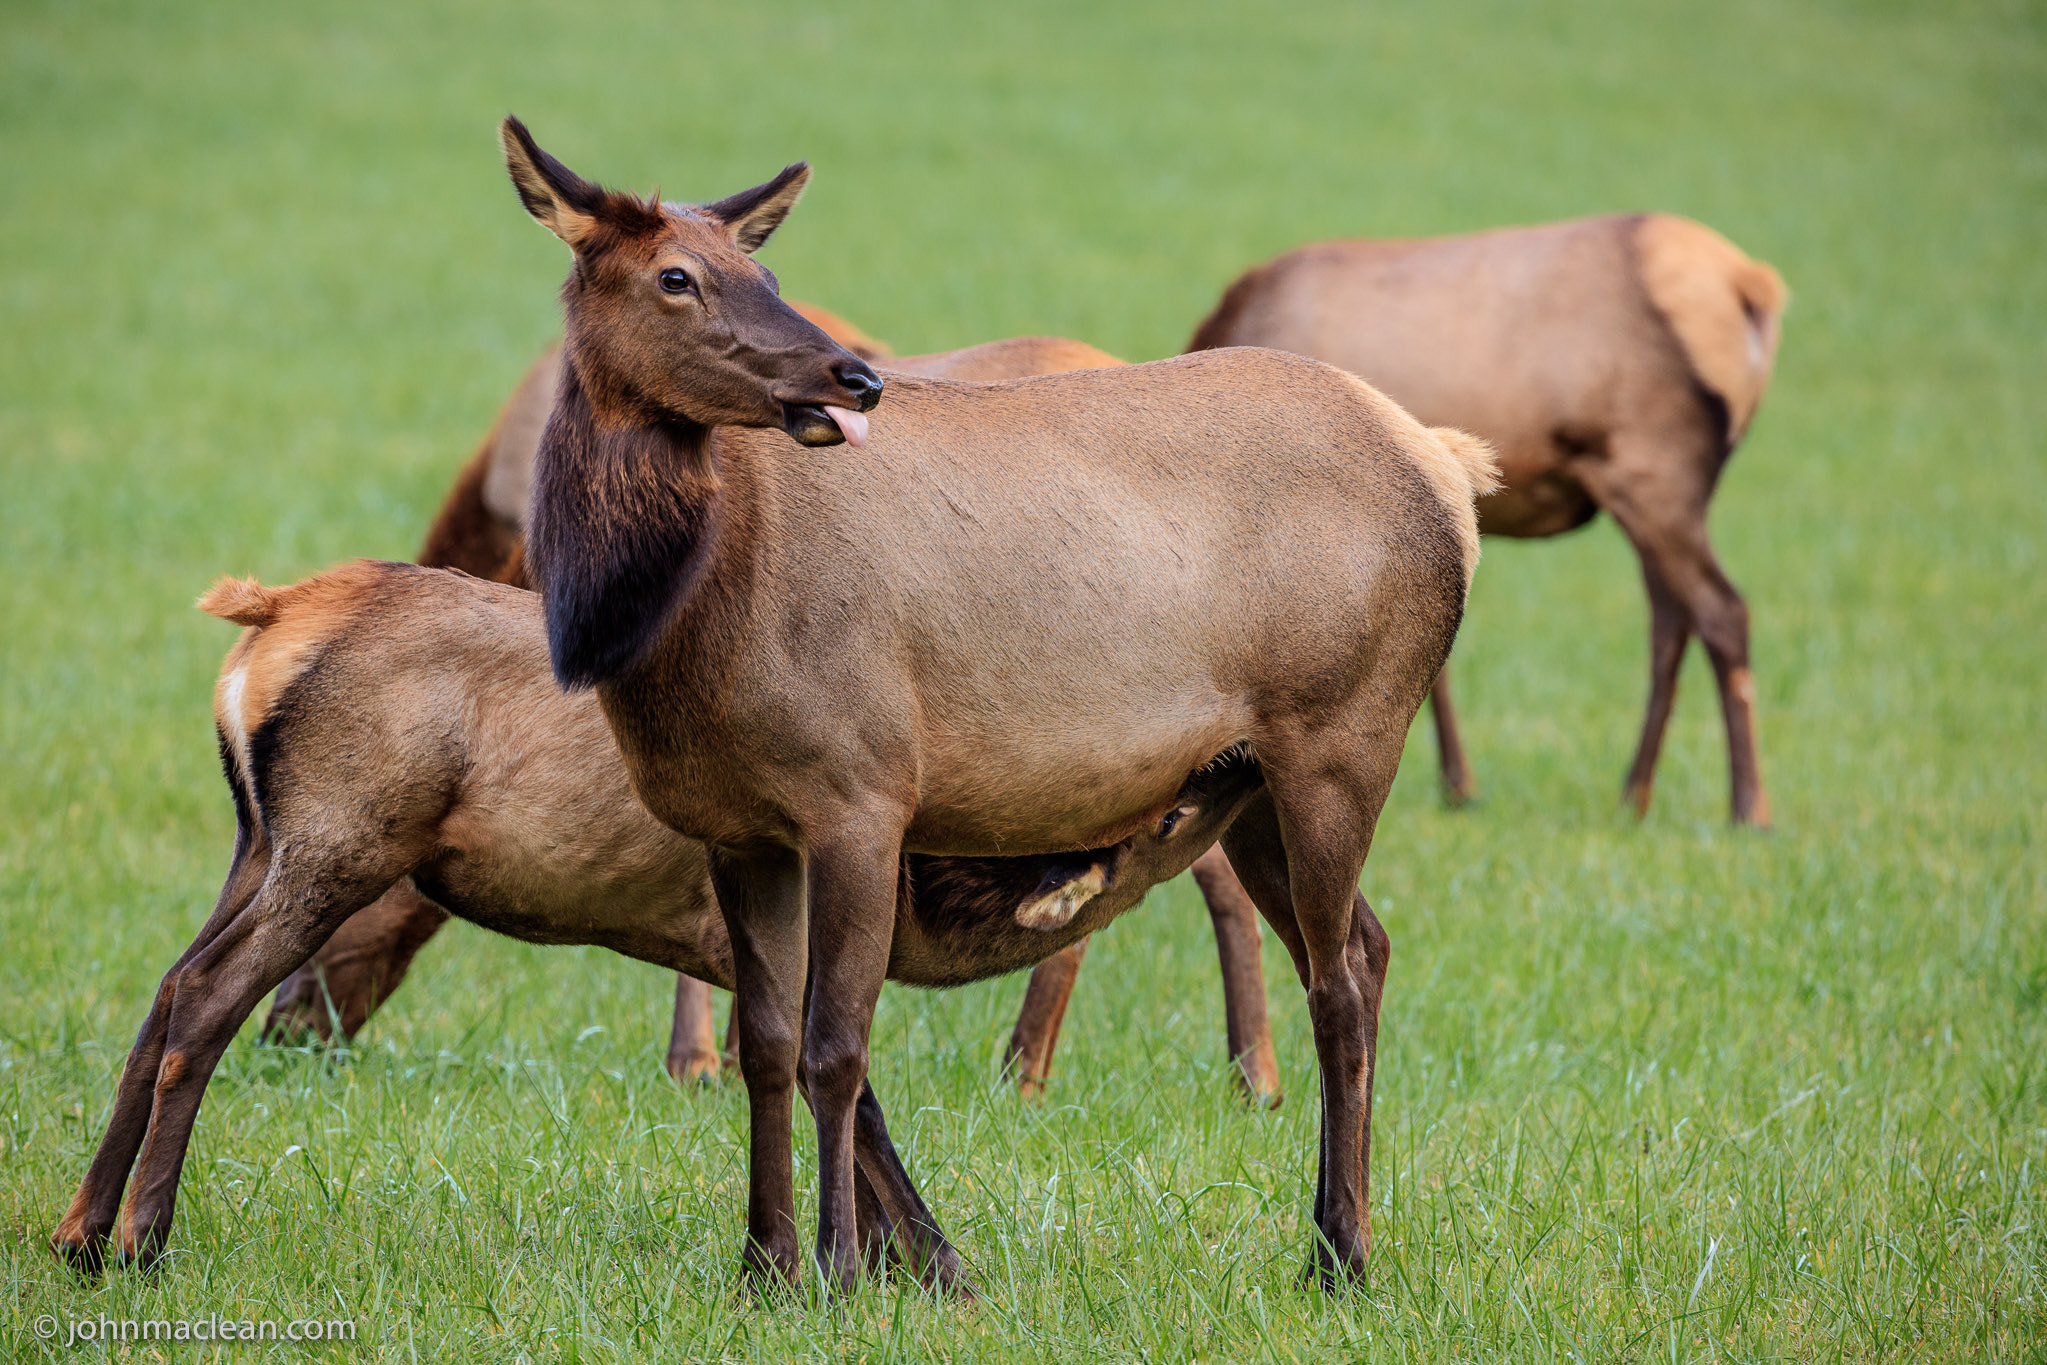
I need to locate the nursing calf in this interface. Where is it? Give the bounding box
[53,562,1259,1287]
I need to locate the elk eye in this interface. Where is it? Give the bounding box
[1158,805,1195,837]
[658,267,693,295]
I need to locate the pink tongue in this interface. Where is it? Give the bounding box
[824,405,868,449]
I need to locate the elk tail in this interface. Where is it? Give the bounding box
[1429,427,1503,499]
[197,576,286,628]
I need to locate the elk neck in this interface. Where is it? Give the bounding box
[524,355,751,692]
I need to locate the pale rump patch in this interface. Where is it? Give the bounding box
[1016,864,1110,931]
[218,661,253,779]
[1635,213,1788,442]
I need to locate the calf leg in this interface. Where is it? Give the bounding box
[1003,938,1089,1098]
[1428,667,1478,806]
[1189,846,1283,1108]
[666,976,722,1084]
[53,837,272,1273]
[116,869,386,1266]
[262,882,448,1042]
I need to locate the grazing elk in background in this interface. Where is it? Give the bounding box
[271,326,1286,1106]
[497,119,1492,1292]
[1189,215,1786,825]
[52,561,1271,1289]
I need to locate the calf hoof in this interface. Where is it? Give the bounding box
[260,997,338,1046]
[1440,777,1478,809]
[665,1048,723,1086]
[50,1226,109,1278]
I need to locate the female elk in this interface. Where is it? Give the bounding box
[52,561,1262,1289]
[499,118,1492,1291]
[1188,216,1787,826]
[265,327,1285,1103]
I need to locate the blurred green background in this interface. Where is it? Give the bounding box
[3,0,2042,1358]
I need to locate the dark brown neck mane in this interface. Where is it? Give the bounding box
[526,363,724,688]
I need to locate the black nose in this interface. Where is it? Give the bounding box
[835,361,884,412]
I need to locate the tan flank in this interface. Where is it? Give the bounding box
[1189,211,1787,826]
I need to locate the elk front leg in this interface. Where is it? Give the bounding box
[1004,938,1089,1098]
[1189,846,1282,1108]
[801,823,901,1296]
[666,976,722,1084]
[706,847,807,1294]
[1428,667,1478,807]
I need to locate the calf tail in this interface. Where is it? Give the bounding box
[197,576,285,629]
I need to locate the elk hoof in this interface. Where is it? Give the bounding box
[1299,1233,1369,1292]
[50,1228,108,1278]
[665,1049,723,1086]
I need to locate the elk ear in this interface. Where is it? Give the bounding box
[499,116,603,248]
[704,163,811,253]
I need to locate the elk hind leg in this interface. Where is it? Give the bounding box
[262,881,449,1043]
[117,867,390,1267]
[53,836,271,1273]
[1221,753,1393,1291]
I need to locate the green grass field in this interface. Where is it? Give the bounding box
[3,0,2043,1358]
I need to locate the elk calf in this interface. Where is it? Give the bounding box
[1190,213,1786,825]
[54,561,1259,1285]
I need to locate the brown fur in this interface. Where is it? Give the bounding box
[1188,212,1786,825]
[271,324,1166,1084]
[501,121,1489,1293]
[54,563,1258,1285]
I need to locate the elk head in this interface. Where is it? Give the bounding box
[499,116,881,447]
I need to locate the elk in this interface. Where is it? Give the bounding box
[496,119,1492,1292]
[52,561,1265,1289]
[270,327,1286,1105]
[1187,215,1787,826]
[265,336,1279,1098]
